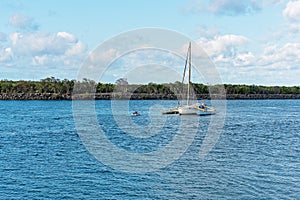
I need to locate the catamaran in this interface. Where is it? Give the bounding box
[177,42,216,115]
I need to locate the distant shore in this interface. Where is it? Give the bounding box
[1,92,300,100]
[1,78,300,100]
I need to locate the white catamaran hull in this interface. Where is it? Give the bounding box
[178,105,198,115]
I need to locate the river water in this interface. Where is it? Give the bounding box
[0,100,299,199]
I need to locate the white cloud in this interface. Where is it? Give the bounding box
[0,48,13,63]
[210,0,262,15]
[0,32,7,42]
[0,31,87,68]
[10,32,85,56]
[197,34,249,62]
[289,23,300,33]
[10,32,61,55]
[32,55,50,66]
[233,52,255,67]
[202,33,300,70]
[247,42,300,85]
[87,48,121,66]
[57,32,77,42]
[95,49,187,83]
[8,13,39,31]
[184,0,288,18]
[265,0,285,6]
[182,0,208,13]
[184,0,262,16]
[261,43,300,67]
[126,64,182,84]
[195,31,300,85]
[65,41,85,56]
[283,1,300,21]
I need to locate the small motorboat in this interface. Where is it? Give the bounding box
[131,111,140,116]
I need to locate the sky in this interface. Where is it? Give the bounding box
[0,0,300,86]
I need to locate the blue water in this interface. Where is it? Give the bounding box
[0,100,299,199]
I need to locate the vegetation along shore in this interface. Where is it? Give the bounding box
[0,77,299,100]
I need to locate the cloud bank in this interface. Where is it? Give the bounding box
[0,13,87,74]
[283,0,300,21]
[8,31,86,67]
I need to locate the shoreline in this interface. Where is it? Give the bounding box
[1,93,300,100]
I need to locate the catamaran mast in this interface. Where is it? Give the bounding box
[187,42,191,106]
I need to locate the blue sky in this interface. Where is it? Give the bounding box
[0,0,300,86]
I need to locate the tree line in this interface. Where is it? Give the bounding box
[0,77,299,96]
